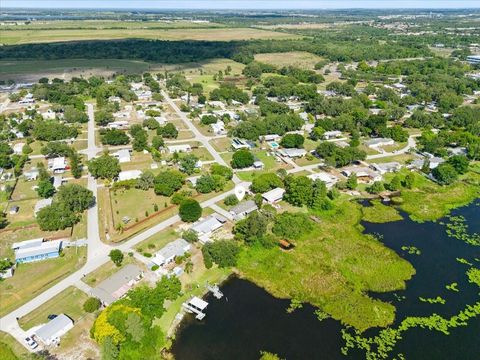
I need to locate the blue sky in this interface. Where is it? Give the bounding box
[3,1,480,10]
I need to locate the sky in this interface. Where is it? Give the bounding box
[3,0,480,10]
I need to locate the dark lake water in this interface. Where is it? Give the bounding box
[172,200,480,360]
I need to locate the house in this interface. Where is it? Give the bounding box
[299,112,309,121]
[448,147,467,156]
[41,109,56,120]
[409,157,445,170]
[12,238,62,264]
[9,205,19,215]
[154,116,168,125]
[107,121,129,130]
[208,100,225,109]
[118,170,142,182]
[466,55,480,65]
[262,187,285,204]
[34,198,53,216]
[231,138,250,150]
[23,168,40,181]
[48,157,67,174]
[278,148,307,158]
[191,213,228,244]
[210,121,225,135]
[253,160,264,169]
[108,96,121,103]
[323,130,342,140]
[364,138,394,148]
[307,172,339,189]
[113,149,131,163]
[341,166,382,183]
[261,134,281,142]
[34,314,74,346]
[229,200,258,221]
[152,239,191,266]
[168,144,192,153]
[90,264,143,306]
[13,142,25,154]
[370,162,402,175]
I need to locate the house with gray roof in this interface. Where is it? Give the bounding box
[191,213,228,244]
[13,239,62,264]
[229,200,258,221]
[152,239,191,267]
[90,264,143,306]
[34,314,74,346]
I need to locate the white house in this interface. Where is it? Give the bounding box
[278,148,307,158]
[191,213,228,244]
[370,162,402,175]
[229,200,258,221]
[262,187,285,204]
[118,170,142,182]
[231,138,250,150]
[364,138,394,148]
[12,238,62,263]
[308,172,339,189]
[152,239,191,267]
[13,142,24,155]
[35,314,74,346]
[24,168,39,181]
[323,130,342,140]
[342,166,382,183]
[41,109,56,120]
[113,149,131,163]
[210,121,225,135]
[48,157,67,174]
[107,121,129,130]
[168,144,192,154]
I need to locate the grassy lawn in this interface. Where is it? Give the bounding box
[134,227,180,255]
[0,247,87,316]
[398,170,480,222]
[361,200,403,223]
[370,153,415,164]
[209,137,231,152]
[254,51,324,69]
[0,331,29,360]
[381,142,407,153]
[18,286,88,331]
[2,28,299,45]
[82,256,140,287]
[237,199,415,331]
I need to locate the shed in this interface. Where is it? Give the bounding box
[34,314,74,346]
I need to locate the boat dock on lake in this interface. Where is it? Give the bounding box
[183,296,209,320]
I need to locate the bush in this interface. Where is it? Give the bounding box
[202,240,240,268]
[179,199,202,222]
[109,249,124,267]
[251,173,283,193]
[83,297,101,313]
[224,194,239,206]
[272,212,313,240]
[182,229,199,243]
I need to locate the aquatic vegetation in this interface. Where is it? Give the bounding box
[446,283,459,292]
[419,296,446,304]
[445,215,480,246]
[286,299,303,314]
[393,293,406,302]
[456,257,473,266]
[341,268,480,359]
[400,246,421,255]
[314,309,330,322]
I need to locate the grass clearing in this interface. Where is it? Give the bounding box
[237,199,415,331]
[0,331,29,360]
[18,286,88,331]
[82,256,140,287]
[362,200,403,223]
[0,247,87,316]
[254,51,324,69]
[2,28,299,45]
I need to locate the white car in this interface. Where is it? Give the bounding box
[24,337,38,350]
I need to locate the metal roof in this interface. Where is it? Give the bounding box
[230,200,258,215]
[15,240,62,261]
[35,314,73,343]
[91,264,142,305]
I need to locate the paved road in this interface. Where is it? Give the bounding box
[162,91,241,184]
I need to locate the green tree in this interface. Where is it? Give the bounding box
[284,175,313,207]
[367,181,385,194]
[101,129,130,146]
[403,173,416,189]
[210,164,233,180]
[447,155,469,175]
[432,163,458,185]
[234,211,268,243]
[135,171,155,190]
[84,297,102,313]
[182,229,199,243]
[346,174,358,190]
[153,170,184,196]
[125,313,145,343]
[151,136,164,150]
[101,336,119,360]
[280,134,304,148]
[88,154,121,180]
[386,175,402,191]
[55,184,94,212]
[195,175,217,194]
[224,194,239,206]
[37,179,55,198]
[179,199,202,222]
[231,149,254,169]
[179,154,199,175]
[109,249,124,267]
[272,212,313,240]
[202,240,240,268]
[251,173,284,193]
[37,203,78,231]
[156,123,178,139]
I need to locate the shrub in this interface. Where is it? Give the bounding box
[179,199,202,222]
[83,297,101,313]
[224,194,239,206]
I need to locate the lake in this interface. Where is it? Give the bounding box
[171,200,480,360]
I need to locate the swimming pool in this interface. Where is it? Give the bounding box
[268,141,279,148]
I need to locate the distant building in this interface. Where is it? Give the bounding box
[12,238,62,264]
[231,138,250,150]
[466,55,480,65]
[106,121,129,130]
[342,166,382,183]
[48,157,67,174]
[210,121,225,135]
[152,239,191,266]
[262,187,285,204]
[307,172,339,189]
[364,138,394,148]
[323,130,342,140]
[118,170,142,182]
[12,142,25,155]
[370,162,402,175]
[229,200,258,221]
[90,264,143,306]
[168,144,192,153]
[34,314,74,346]
[191,213,228,244]
[277,148,307,158]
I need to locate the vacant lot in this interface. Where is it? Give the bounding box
[1,28,299,45]
[0,247,87,316]
[19,286,88,330]
[254,51,324,69]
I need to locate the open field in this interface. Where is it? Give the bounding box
[0,247,87,316]
[362,200,403,223]
[237,199,415,331]
[0,331,30,360]
[18,286,88,331]
[1,27,300,45]
[254,51,324,69]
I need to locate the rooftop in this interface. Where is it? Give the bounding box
[35,314,73,343]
